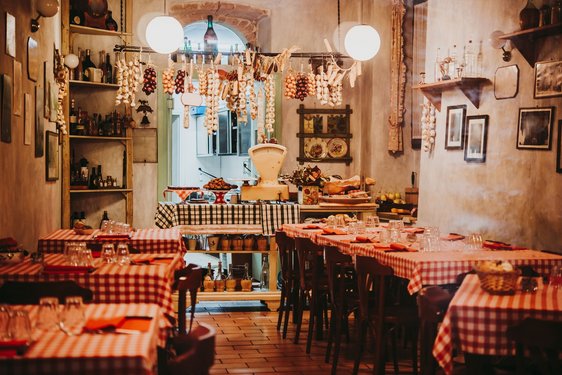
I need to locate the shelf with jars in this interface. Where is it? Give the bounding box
[499,22,562,66]
[61,0,134,229]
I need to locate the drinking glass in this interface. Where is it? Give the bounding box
[348,222,357,235]
[366,216,380,231]
[116,243,130,266]
[355,220,366,234]
[549,265,562,288]
[379,229,391,244]
[9,309,32,341]
[60,296,85,336]
[0,305,11,340]
[78,246,93,267]
[335,216,346,229]
[326,216,337,229]
[101,243,116,263]
[466,233,483,251]
[36,297,60,332]
[64,242,80,265]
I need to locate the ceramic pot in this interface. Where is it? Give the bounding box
[256,236,268,251]
[520,0,540,29]
[243,236,255,251]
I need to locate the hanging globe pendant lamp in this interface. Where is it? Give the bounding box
[145,0,183,54]
[344,24,381,61]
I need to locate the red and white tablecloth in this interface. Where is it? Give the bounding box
[433,274,562,375]
[38,228,186,254]
[0,303,166,374]
[0,253,183,317]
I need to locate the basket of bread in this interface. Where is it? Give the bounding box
[474,260,520,295]
[203,178,237,191]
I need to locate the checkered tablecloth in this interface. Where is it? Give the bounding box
[0,253,183,318]
[0,303,165,374]
[433,274,562,375]
[281,224,562,294]
[157,203,301,235]
[38,228,186,254]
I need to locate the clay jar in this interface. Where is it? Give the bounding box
[220,235,231,251]
[256,235,268,251]
[520,0,540,29]
[226,278,237,292]
[232,236,243,251]
[243,235,255,251]
[203,275,215,292]
[241,278,253,292]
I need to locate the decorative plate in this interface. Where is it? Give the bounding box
[304,138,328,159]
[327,138,348,158]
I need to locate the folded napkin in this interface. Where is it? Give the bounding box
[304,224,322,229]
[483,240,526,250]
[0,340,28,357]
[389,243,417,252]
[84,316,152,333]
[95,234,131,240]
[322,228,347,235]
[354,235,377,243]
[371,243,393,251]
[131,257,173,265]
[403,227,425,234]
[43,265,95,274]
[443,233,465,241]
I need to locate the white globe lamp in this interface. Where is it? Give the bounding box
[145,15,183,54]
[344,24,381,61]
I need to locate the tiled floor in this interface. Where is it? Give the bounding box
[192,302,417,375]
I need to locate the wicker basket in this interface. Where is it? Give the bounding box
[475,265,520,295]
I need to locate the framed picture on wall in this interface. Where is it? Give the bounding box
[516,107,554,150]
[464,115,488,163]
[534,60,562,99]
[556,120,562,173]
[46,131,59,181]
[445,105,466,150]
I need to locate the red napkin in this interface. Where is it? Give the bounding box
[322,228,347,235]
[389,243,417,252]
[443,233,465,241]
[304,224,322,229]
[371,243,393,251]
[354,236,376,243]
[95,234,131,240]
[43,265,94,274]
[84,316,151,332]
[119,317,152,332]
[0,340,28,357]
[131,257,173,265]
[403,227,425,234]
[483,241,527,250]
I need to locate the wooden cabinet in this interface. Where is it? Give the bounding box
[61,0,133,228]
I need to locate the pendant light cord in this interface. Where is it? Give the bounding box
[337,0,341,51]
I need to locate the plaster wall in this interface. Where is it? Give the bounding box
[419,0,562,251]
[0,1,61,250]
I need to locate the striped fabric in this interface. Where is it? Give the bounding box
[155,203,301,235]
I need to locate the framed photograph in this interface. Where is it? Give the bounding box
[445,105,466,150]
[464,115,489,163]
[46,131,59,181]
[556,120,562,173]
[534,60,562,98]
[516,107,554,150]
[494,65,519,100]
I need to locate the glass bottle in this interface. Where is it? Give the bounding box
[434,47,441,82]
[75,48,83,81]
[70,2,84,26]
[203,262,215,292]
[105,10,118,31]
[196,43,203,65]
[226,264,237,292]
[82,49,96,81]
[89,167,97,189]
[103,53,113,83]
[539,3,551,27]
[122,150,127,188]
[241,263,253,292]
[464,40,476,77]
[476,40,483,77]
[99,210,109,229]
[204,15,218,63]
[449,44,457,79]
[260,255,269,291]
[214,261,226,292]
[552,0,561,24]
[519,0,540,30]
[69,99,78,134]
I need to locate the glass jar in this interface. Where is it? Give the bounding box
[214,261,226,292]
[260,255,269,291]
[519,0,540,29]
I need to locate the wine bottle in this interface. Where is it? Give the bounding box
[214,260,226,292]
[89,167,97,189]
[82,49,96,81]
[203,15,218,63]
[99,210,109,229]
[69,99,78,134]
[122,150,127,188]
[105,10,118,31]
[75,48,83,81]
[103,53,113,83]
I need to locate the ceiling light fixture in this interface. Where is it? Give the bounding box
[344,0,381,61]
[488,30,512,62]
[145,0,183,54]
[31,0,60,33]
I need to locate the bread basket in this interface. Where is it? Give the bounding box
[474,261,520,295]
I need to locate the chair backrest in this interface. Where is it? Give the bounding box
[355,256,393,321]
[173,263,198,290]
[324,246,354,306]
[0,280,94,304]
[276,231,293,282]
[294,237,323,290]
[177,266,203,334]
[417,286,452,324]
[168,322,217,375]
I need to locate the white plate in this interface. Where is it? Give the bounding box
[327,138,348,158]
[304,138,328,159]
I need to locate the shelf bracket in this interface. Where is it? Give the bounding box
[414,78,490,112]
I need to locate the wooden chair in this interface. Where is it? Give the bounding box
[417,286,453,375]
[167,322,217,375]
[0,280,93,304]
[354,255,418,375]
[275,231,297,339]
[294,237,329,353]
[324,246,358,375]
[507,318,562,375]
[176,265,203,334]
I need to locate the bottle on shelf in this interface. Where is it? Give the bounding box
[122,150,127,188]
[449,44,457,79]
[105,10,118,31]
[214,261,226,292]
[99,210,109,229]
[476,40,483,77]
[241,263,253,292]
[203,262,215,292]
[464,40,476,77]
[75,48,84,81]
[204,15,218,64]
[103,53,113,84]
[226,264,237,292]
[82,49,96,81]
[260,255,269,291]
[552,0,561,24]
[434,47,441,82]
[89,167,97,189]
[69,99,78,134]
[97,165,103,188]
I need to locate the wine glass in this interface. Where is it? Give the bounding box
[9,309,32,341]
[36,297,60,332]
[466,233,483,251]
[0,305,11,340]
[101,243,116,263]
[60,296,85,336]
[366,216,380,231]
[116,243,130,266]
[355,220,366,234]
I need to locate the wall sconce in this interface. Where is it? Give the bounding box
[31,0,60,33]
[488,30,512,62]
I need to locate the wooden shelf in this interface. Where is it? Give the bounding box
[187,250,270,254]
[69,24,131,37]
[70,189,133,194]
[69,80,119,89]
[499,23,562,66]
[297,156,353,165]
[70,135,131,141]
[296,133,352,139]
[412,77,490,111]
[197,290,281,310]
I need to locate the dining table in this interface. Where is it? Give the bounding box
[0,303,166,375]
[432,274,562,375]
[0,253,183,317]
[37,228,187,254]
[280,223,562,294]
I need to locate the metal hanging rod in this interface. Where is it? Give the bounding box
[113,44,350,59]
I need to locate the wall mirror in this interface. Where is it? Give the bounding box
[494,65,519,100]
